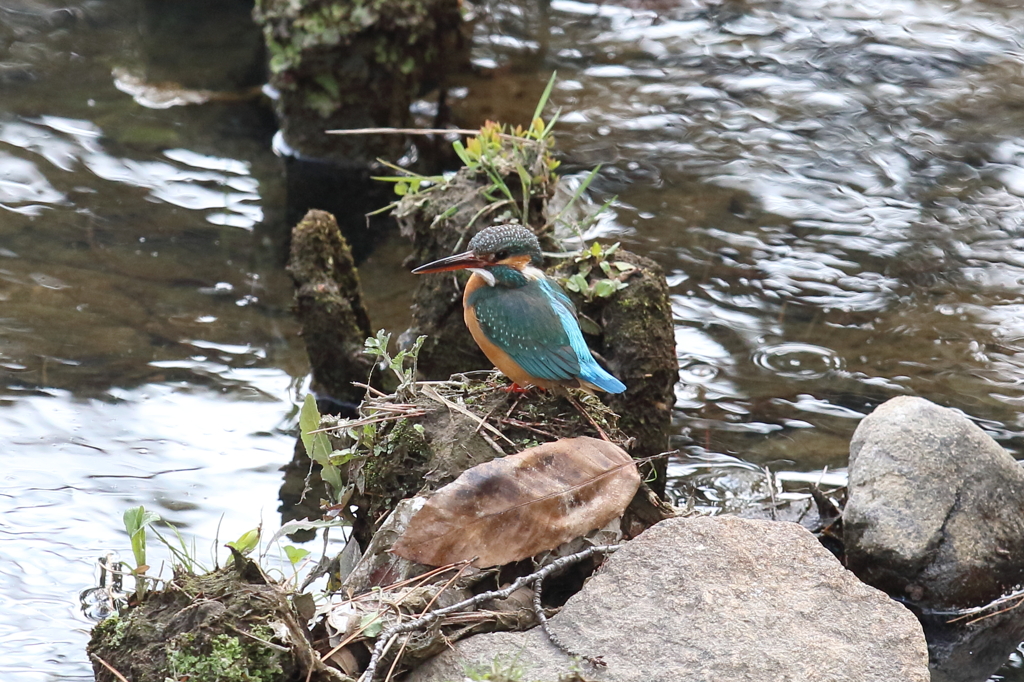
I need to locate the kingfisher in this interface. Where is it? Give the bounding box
[412,224,626,394]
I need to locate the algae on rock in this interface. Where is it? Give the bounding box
[252,0,467,161]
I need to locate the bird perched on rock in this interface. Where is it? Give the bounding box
[412,224,626,393]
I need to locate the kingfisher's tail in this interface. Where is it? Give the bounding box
[579,361,627,394]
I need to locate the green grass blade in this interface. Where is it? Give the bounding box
[532,72,558,122]
[552,164,602,240]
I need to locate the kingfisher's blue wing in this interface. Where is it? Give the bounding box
[469,280,581,383]
[538,279,627,393]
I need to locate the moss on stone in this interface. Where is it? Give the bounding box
[166,629,282,682]
[87,562,330,682]
[252,0,466,159]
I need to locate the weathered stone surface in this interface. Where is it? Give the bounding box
[406,516,929,682]
[843,396,1024,610]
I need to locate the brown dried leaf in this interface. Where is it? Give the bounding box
[390,437,640,568]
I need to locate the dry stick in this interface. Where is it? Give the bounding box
[478,430,507,456]
[357,544,621,682]
[352,382,388,397]
[566,393,611,442]
[473,402,503,436]
[383,560,477,682]
[92,654,131,682]
[309,411,427,435]
[421,386,515,446]
[533,576,605,667]
[942,586,1024,624]
[498,417,560,440]
[325,127,545,146]
[505,395,523,419]
[964,598,1024,626]
[764,466,778,522]
[322,560,476,664]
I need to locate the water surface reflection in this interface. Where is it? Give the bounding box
[4,0,1024,679]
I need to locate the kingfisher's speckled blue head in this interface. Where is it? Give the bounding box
[411,225,543,284]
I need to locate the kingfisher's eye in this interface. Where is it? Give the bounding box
[494,250,509,261]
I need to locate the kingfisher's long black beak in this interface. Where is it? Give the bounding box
[412,250,487,274]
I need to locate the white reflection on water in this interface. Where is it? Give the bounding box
[0,378,301,682]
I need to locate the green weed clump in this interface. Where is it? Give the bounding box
[166,627,282,682]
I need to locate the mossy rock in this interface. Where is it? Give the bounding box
[88,559,340,682]
[252,0,467,160]
[552,250,678,491]
[287,209,376,410]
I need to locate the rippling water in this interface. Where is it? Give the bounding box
[3,0,1024,679]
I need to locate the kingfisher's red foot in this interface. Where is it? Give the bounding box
[502,383,533,394]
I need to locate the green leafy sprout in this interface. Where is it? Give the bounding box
[119,506,208,601]
[372,72,562,230]
[562,241,637,300]
[298,330,426,505]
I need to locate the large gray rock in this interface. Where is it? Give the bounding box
[844,396,1024,609]
[407,516,928,682]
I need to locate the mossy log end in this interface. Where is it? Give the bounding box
[346,375,630,549]
[392,167,676,491]
[288,209,374,409]
[88,559,337,682]
[394,168,557,380]
[252,0,467,161]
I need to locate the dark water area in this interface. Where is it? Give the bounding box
[3,0,1024,679]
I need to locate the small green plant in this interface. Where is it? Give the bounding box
[122,506,159,600]
[298,331,426,503]
[373,73,562,229]
[225,527,261,557]
[562,241,636,300]
[119,506,209,601]
[463,655,526,682]
[299,393,349,500]
[363,329,426,396]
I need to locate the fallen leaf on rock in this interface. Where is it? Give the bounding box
[390,436,640,567]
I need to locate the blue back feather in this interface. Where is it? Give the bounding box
[539,280,626,393]
[469,276,626,393]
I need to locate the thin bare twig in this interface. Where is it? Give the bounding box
[383,560,476,682]
[352,382,388,397]
[566,393,610,442]
[325,127,544,146]
[92,654,131,682]
[498,417,559,440]
[310,411,427,435]
[941,586,1024,624]
[420,386,515,446]
[533,576,605,667]
[357,544,620,682]
[764,466,778,521]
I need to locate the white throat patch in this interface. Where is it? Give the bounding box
[469,268,496,286]
[522,265,545,281]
